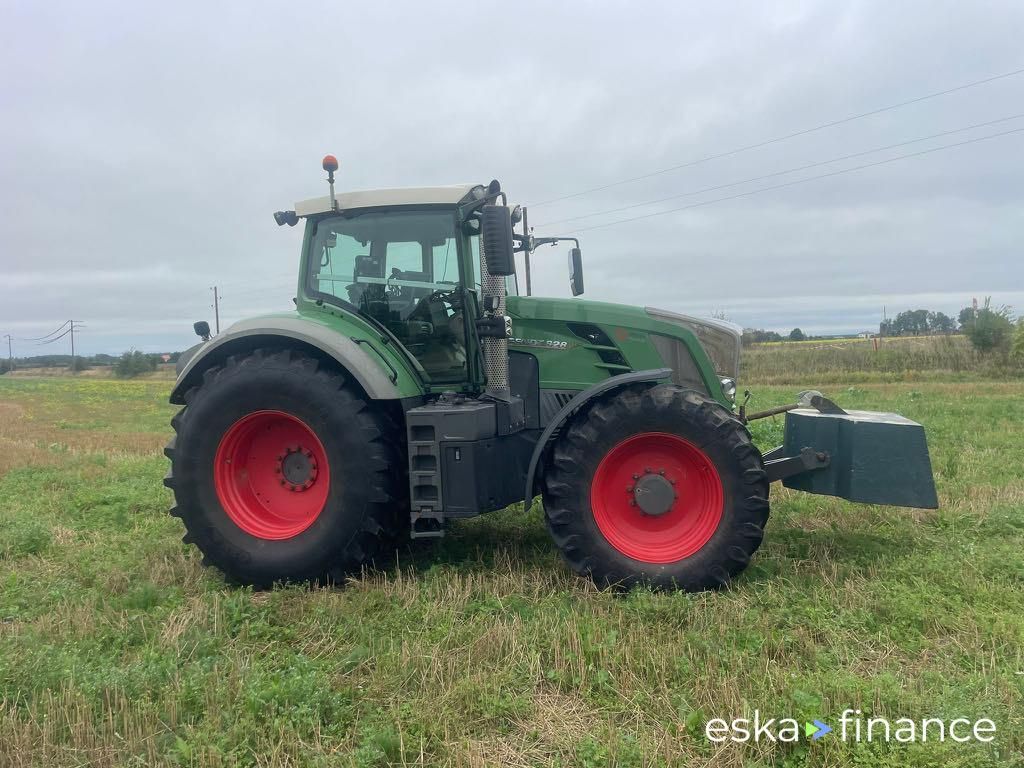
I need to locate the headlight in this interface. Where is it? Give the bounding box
[720,377,737,402]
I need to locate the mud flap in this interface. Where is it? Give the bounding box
[778,408,938,509]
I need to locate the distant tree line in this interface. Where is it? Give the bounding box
[878,309,957,337]
[741,299,1022,361]
[0,351,182,376]
[878,301,1020,357]
[741,329,784,346]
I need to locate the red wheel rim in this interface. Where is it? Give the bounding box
[214,410,330,540]
[590,432,723,563]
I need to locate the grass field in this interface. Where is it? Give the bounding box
[0,369,1022,766]
[741,334,1012,384]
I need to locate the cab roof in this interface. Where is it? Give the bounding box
[295,184,477,217]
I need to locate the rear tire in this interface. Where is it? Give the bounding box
[163,348,405,587]
[542,383,769,591]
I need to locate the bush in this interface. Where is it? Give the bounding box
[115,349,157,379]
[1012,320,1024,365]
[962,298,1013,354]
[0,359,12,375]
[789,328,805,342]
[70,356,90,372]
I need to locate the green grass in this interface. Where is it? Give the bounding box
[0,376,1021,767]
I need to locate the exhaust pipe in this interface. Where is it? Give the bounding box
[478,233,510,399]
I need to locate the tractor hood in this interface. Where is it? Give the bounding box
[643,306,742,379]
[506,296,742,378]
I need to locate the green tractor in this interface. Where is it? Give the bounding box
[164,156,937,591]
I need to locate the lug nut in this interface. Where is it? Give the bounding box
[632,473,639,480]
[626,486,634,493]
[658,468,665,475]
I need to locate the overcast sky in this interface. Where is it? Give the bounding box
[1,1,1022,355]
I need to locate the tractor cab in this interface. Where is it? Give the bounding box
[282,167,533,393]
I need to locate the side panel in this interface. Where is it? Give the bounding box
[506,296,727,405]
[170,311,424,404]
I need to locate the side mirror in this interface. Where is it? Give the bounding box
[568,247,584,296]
[193,321,211,341]
[480,204,516,276]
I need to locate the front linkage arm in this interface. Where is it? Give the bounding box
[747,391,841,484]
[762,445,831,483]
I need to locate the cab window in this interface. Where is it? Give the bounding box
[308,210,468,384]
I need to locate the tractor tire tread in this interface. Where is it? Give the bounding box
[165,346,406,587]
[542,383,770,591]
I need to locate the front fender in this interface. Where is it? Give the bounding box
[170,316,410,404]
[523,368,672,504]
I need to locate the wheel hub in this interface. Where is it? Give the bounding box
[632,471,677,516]
[278,445,318,491]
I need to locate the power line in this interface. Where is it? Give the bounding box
[528,65,1024,207]
[569,126,1024,234]
[537,113,1024,229]
[35,321,84,363]
[20,320,70,341]
[37,327,73,344]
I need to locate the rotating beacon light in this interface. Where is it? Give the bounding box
[322,154,339,211]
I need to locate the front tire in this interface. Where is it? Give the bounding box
[542,383,769,591]
[163,348,404,587]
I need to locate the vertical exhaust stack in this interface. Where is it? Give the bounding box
[478,233,510,400]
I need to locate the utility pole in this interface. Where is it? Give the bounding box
[3,334,12,371]
[211,286,221,334]
[69,321,84,365]
[522,207,532,297]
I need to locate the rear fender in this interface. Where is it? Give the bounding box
[170,317,408,404]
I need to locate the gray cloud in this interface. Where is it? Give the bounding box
[1,0,1022,354]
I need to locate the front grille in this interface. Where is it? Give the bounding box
[650,335,708,394]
